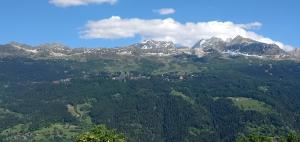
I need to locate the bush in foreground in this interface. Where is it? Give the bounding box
[75,125,126,142]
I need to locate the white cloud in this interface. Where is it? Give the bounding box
[81,16,293,51]
[238,22,262,30]
[154,8,176,15]
[49,0,117,7]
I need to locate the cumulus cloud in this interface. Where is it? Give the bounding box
[81,16,293,50]
[154,8,176,15]
[49,0,117,7]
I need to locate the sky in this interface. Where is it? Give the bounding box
[0,0,299,49]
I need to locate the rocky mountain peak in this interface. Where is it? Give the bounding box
[37,43,69,50]
[224,36,286,56]
[192,37,224,47]
[290,48,300,58]
[138,40,176,49]
[191,36,288,57]
[228,36,256,45]
[192,37,227,53]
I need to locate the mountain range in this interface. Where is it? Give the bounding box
[1,36,299,60]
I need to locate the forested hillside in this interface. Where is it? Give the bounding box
[0,55,300,142]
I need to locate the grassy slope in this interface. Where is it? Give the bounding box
[227,97,273,114]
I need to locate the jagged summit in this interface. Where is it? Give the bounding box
[36,43,72,56]
[136,40,176,49]
[228,36,257,45]
[192,37,226,52]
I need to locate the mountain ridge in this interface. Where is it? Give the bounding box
[0,36,298,60]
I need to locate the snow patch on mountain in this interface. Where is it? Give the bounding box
[11,44,38,53]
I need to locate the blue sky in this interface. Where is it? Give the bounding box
[0,0,299,48]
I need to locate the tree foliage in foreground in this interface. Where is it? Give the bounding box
[235,131,300,142]
[75,125,126,142]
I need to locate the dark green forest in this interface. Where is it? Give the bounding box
[0,55,300,141]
